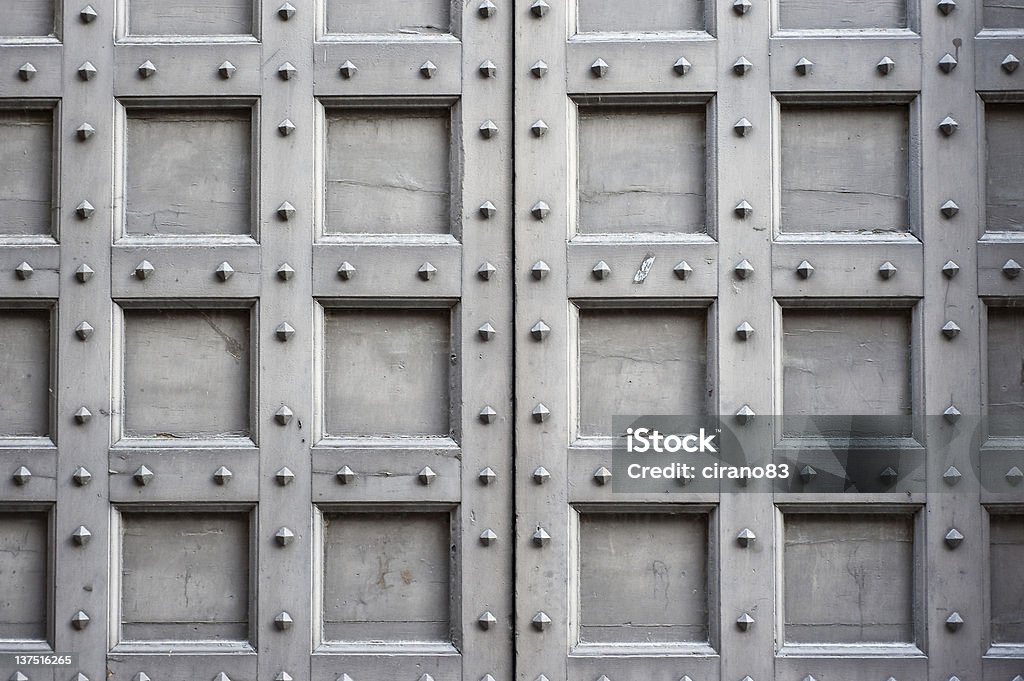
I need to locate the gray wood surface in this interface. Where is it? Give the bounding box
[987,307,1024,435]
[983,0,1024,29]
[324,0,451,35]
[576,0,704,33]
[989,513,1024,643]
[0,110,53,237]
[127,0,253,36]
[0,1,55,38]
[0,309,51,437]
[779,0,906,29]
[0,511,48,640]
[985,104,1024,232]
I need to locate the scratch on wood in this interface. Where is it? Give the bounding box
[633,253,656,284]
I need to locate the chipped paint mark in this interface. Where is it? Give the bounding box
[633,253,656,284]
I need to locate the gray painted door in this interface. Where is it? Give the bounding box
[0,1,1023,681]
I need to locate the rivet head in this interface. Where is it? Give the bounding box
[337,262,356,280]
[479,467,497,484]
[73,466,92,486]
[420,61,437,78]
[275,527,295,546]
[1003,259,1022,279]
[1003,54,1021,73]
[533,466,550,484]
[530,0,550,17]
[275,322,296,341]
[218,61,236,79]
[736,612,755,631]
[480,528,498,545]
[336,465,356,484]
[18,62,37,81]
[944,528,964,548]
[592,261,611,280]
[479,406,498,424]
[276,466,295,485]
[480,120,499,138]
[941,321,961,339]
[278,62,297,80]
[418,466,437,485]
[878,261,898,279]
[735,405,756,424]
[531,201,550,220]
[531,320,550,341]
[419,262,437,280]
[479,200,497,218]
[674,261,693,280]
[135,260,154,279]
[734,259,754,279]
[937,0,956,14]
[945,611,964,631]
[339,60,358,78]
[479,60,497,78]
[736,322,754,340]
[80,4,98,21]
[213,674,231,681]
[479,0,497,17]
[478,322,497,341]
[674,57,692,75]
[942,260,960,278]
[12,466,32,485]
[75,321,95,341]
[277,2,296,19]
[213,466,233,485]
[531,260,550,280]
[880,466,898,486]
[800,465,817,483]
[531,60,548,78]
[877,56,896,75]
[278,119,296,136]
[532,403,550,422]
[74,407,92,424]
[737,528,756,547]
[591,58,609,78]
[72,526,92,546]
[939,116,959,136]
[138,60,157,78]
[532,527,551,546]
[71,610,90,630]
[943,405,961,423]
[795,57,814,75]
[1008,466,1024,486]
[938,53,958,73]
[734,118,753,136]
[941,200,960,218]
[273,263,294,281]
[274,612,293,630]
[733,56,753,75]
[594,467,612,485]
[77,123,95,140]
[78,61,97,80]
[133,465,154,486]
[215,262,234,281]
[478,611,498,629]
[532,611,551,630]
[943,465,962,485]
[132,674,151,681]
[277,201,296,220]
[15,262,33,280]
[75,263,95,283]
[735,200,753,218]
[76,200,95,219]
[275,406,294,425]
[733,0,752,14]
[796,260,815,279]
[531,119,549,137]
[478,262,497,280]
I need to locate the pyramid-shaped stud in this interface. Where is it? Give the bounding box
[1012,676,1024,681]
[938,53,958,73]
[419,676,434,681]
[275,527,295,546]
[479,60,497,78]
[800,465,817,484]
[336,465,356,484]
[674,261,693,280]
[275,406,294,425]
[276,466,295,485]
[75,321,94,341]
[944,528,964,549]
[278,2,296,19]
[72,525,92,546]
[278,62,297,80]
[138,60,157,78]
[736,612,755,631]
[735,404,756,424]
[532,260,550,280]
[1003,54,1021,73]
[15,262,33,280]
[531,201,550,219]
[12,466,32,485]
[1008,466,1024,486]
[532,611,551,630]
[533,466,551,484]
[479,406,498,424]
[337,262,356,280]
[937,0,956,13]
[803,677,818,681]
[735,200,753,218]
[733,0,752,14]
[135,260,154,279]
[879,261,898,279]
[78,61,97,80]
[18,62,37,81]
[215,262,234,281]
[213,466,233,485]
[736,322,754,341]
[479,119,499,139]
[75,263,95,283]
[478,611,498,629]
[275,322,296,341]
[73,466,92,486]
[478,322,497,341]
[339,60,358,78]
[943,405,961,423]
[945,611,964,631]
[795,57,814,75]
[531,0,550,17]
[420,61,437,78]
[73,674,90,681]
[479,467,497,484]
[478,262,497,280]
[275,612,293,630]
[77,122,96,140]
[942,260,960,278]
[479,0,498,17]
[733,57,753,75]
[134,465,154,486]
[278,118,296,136]
[532,403,550,422]
[594,466,612,485]
[737,528,756,547]
[734,118,753,136]
[480,676,496,681]
[479,200,497,218]
[673,56,692,75]
[877,56,896,75]
[1003,259,1022,279]
[277,201,296,220]
[531,60,548,78]
[735,259,754,279]
[943,465,962,485]
[419,262,437,280]
[796,260,815,279]
[74,406,92,424]
[76,200,95,219]
[940,200,960,218]
[880,466,898,486]
[418,466,437,485]
[942,320,961,339]
[939,116,959,136]
[213,674,231,681]
[480,529,498,545]
[80,4,98,21]
[531,320,551,341]
[591,59,609,78]
[592,261,611,280]
[133,674,151,681]
[71,610,90,630]
[531,119,549,137]
[217,61,237,79]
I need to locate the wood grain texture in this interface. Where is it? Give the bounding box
[983,0,1024,29]
[779,0,906,29]
[781,105,909,234]
[0,0,55,37]
[989,514,1024,643]
[325,0,451,34]
[986,307,1024,436]
[0,512,48,640]
[0,110,53,237]
[985,104,1024,232]
[128,0,253,36]
[0,309,51,437]
[576,0,704,32]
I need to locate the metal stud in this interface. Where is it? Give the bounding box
[795,57,814,75]
[78,61,97,80]
[480,120,499,138]
[734,118,753,136]
[531,320,550,341]
[72,526,92,546]
[133,674,151,681]
[735,200,753,218]
[531,60,548,78]
[75,321,94,341]
[276,676,293,681]
[76,200,95,219]
[275,612,293,630]
[278,62,297,80]
[480,529,498,545]
[213,466,233,485]
[278,119,296,136]
[736,612,755,631]
[479,0,497,17]
[419,262,437,280]
[877,56,896,75]
[531,201,550,219]
[735,404,756,424]
[943,405,961,423]
[478,262,497,280]
[479,200,497,218]
[479,60,497,78]
[218,61,236,79]
[478,611,498,629]
[941,321,961,339]
[735,259,754,279]
[339,60,358,78]
[135,260,154,279]
[939,116,959,136]
[12,466,31,485]
[880,466,898,486]
[418,466,437,485]
[592,261,611,279]
[733,0,752,14]
[215,262,234,281]
[278,2,295,19]
[591,59,609,77]
[800,465,817,484]
[276,527,295,546]
[532,261,550,280]
[14,262,33,280]
[942,260,959,278]
[531,119,549,137]
[336,466,356,484]
[945,528,964,549]
[71,611,90,630]
[938,53,957,73]
[213,674,231,681]
[73,674,89,681]
[138,61,157,78]
[594,467,612,485]
[674,261,693,280]
[943,465,962,485]
[532,404,550,422]
[803,677,817,681]
[134,465,154,486]
[674,57,692,75]
[420,61,437,78]
[77,123,95,140]
[736,322,754,340]
[276,467,295,486]
[532,612,551,630]
[74,407,92,424]
[1003,54,1020,73]
[941,200,960,218]
[1008,466,1024,486]
[275,406,294,425]
[796,260,815,279]
[478,322,497,341]
[945,611,964,632]
[530,0,550,17]
[18,62,37,81]
[275,322,296,341]
[737,528,756,547]
[479,467,497,484]
[533,466,550,484]
[879,261,898,279]
[1003,259,1022,279]
[338,262,356,280]
[733,57,753,75]
[73,466,92,486]
[277,201,296,220]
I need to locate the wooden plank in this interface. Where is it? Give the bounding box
[0,0,55,38]
[0,308,52,437]
[769,36,921,93]
[0,511,49,640]
[576,0,705,33]
[0,108,54,237]
[779,0,907,29]
[127,0,254,36]
[323,0,451,35]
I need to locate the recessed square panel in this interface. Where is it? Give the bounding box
[987,307,1024,436]
[782,308,912,437]
[577,0,704,32]
[0,109,53,237]
[126,108,252,237]
[0,512,48,641]
[990,514,1024,643]
[983,0,1024,29]
[986,104,1024,233]
[122,308,251,440]
[779,0,906,29]
[781,105,909,234]
[323,309,451,437]
[784,513,915,644]
[324,109,451,235]
[1,1,55,37]
[325,0,450,34]
[578,309,707,437]
[120,511,250,642]
[578,512,708,645]
[128,0,254,36]
[0,309,51,437]
[322,512,450,642]
[578,107,706,234]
